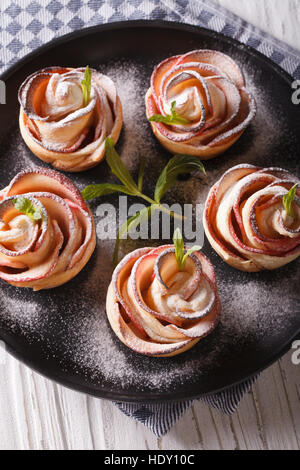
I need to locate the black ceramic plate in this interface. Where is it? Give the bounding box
[0,21,299,403]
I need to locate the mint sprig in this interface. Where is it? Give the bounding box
[81,183,137,200]
[82,138,206,263]
[81,66,92,107]
[282,183,298,218]
[138,155,146,192]
[154,154,206,204]
[173,228,202,271]
[149,100,189,125]
[13,197,42,222]
[113,206,153,266]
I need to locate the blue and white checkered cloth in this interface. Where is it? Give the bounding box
[0,0,299,437]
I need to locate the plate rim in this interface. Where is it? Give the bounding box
[3,327,299,403]
[0,19,299,403]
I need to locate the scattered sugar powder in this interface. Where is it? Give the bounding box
[0,54,299,396]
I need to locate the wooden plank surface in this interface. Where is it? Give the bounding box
[216,0,300,49]
[0,0,299,450]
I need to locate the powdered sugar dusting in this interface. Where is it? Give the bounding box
[0,47,299,398]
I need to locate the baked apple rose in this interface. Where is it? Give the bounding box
[203,164,300,272]
[18,66,123,172]
[106,243,221,357]
[0,168,96,290]
[145,50,256,159]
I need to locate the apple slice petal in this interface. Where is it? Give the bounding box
[146,50,255,160]
[112,247,152,336]
[18,70,56,120]
[175,50,245,88]
[176,280,216,321]
[5,167,87,209]
[130,251,184,326]
[107,284,197,357]
[204,164,300,271]
[194,77,241,143]
[0,220,63,285]
[0,169,96,290]
[107,245,221,357]
[18,67,123,172]
[153,248,178,291]
[151,54,182,109]
[154,247,203,300]
[170,296,221,338]
[67,202,94,270]
[207,87,256,148]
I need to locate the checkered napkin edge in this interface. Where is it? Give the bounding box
[116,375,258,437]
[0,0,299,437]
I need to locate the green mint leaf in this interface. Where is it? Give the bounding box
[81,139,140,201]
[173,228,185,271]
[105,138,139,194]
[138,156,146,192]
[149,114,189,125]
[13,197,42,222]
[154,154,206,203]
[282,183,298,218]
[170,101,176,115]
[173,228,201,271]
[113,206,152,266]
[148,100,189,125]
[182,246,202,266]
[32,211,42,221]
[81,183,137,201]
[81,66,92,107]
[148,114,170,123]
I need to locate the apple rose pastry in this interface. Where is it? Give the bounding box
[106,244,221,357]
[18,66,123,172]
[146,50,256,159]
[203,164,300,272]
[0,168,96,290]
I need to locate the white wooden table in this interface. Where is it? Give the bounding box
[0,0,299,450]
